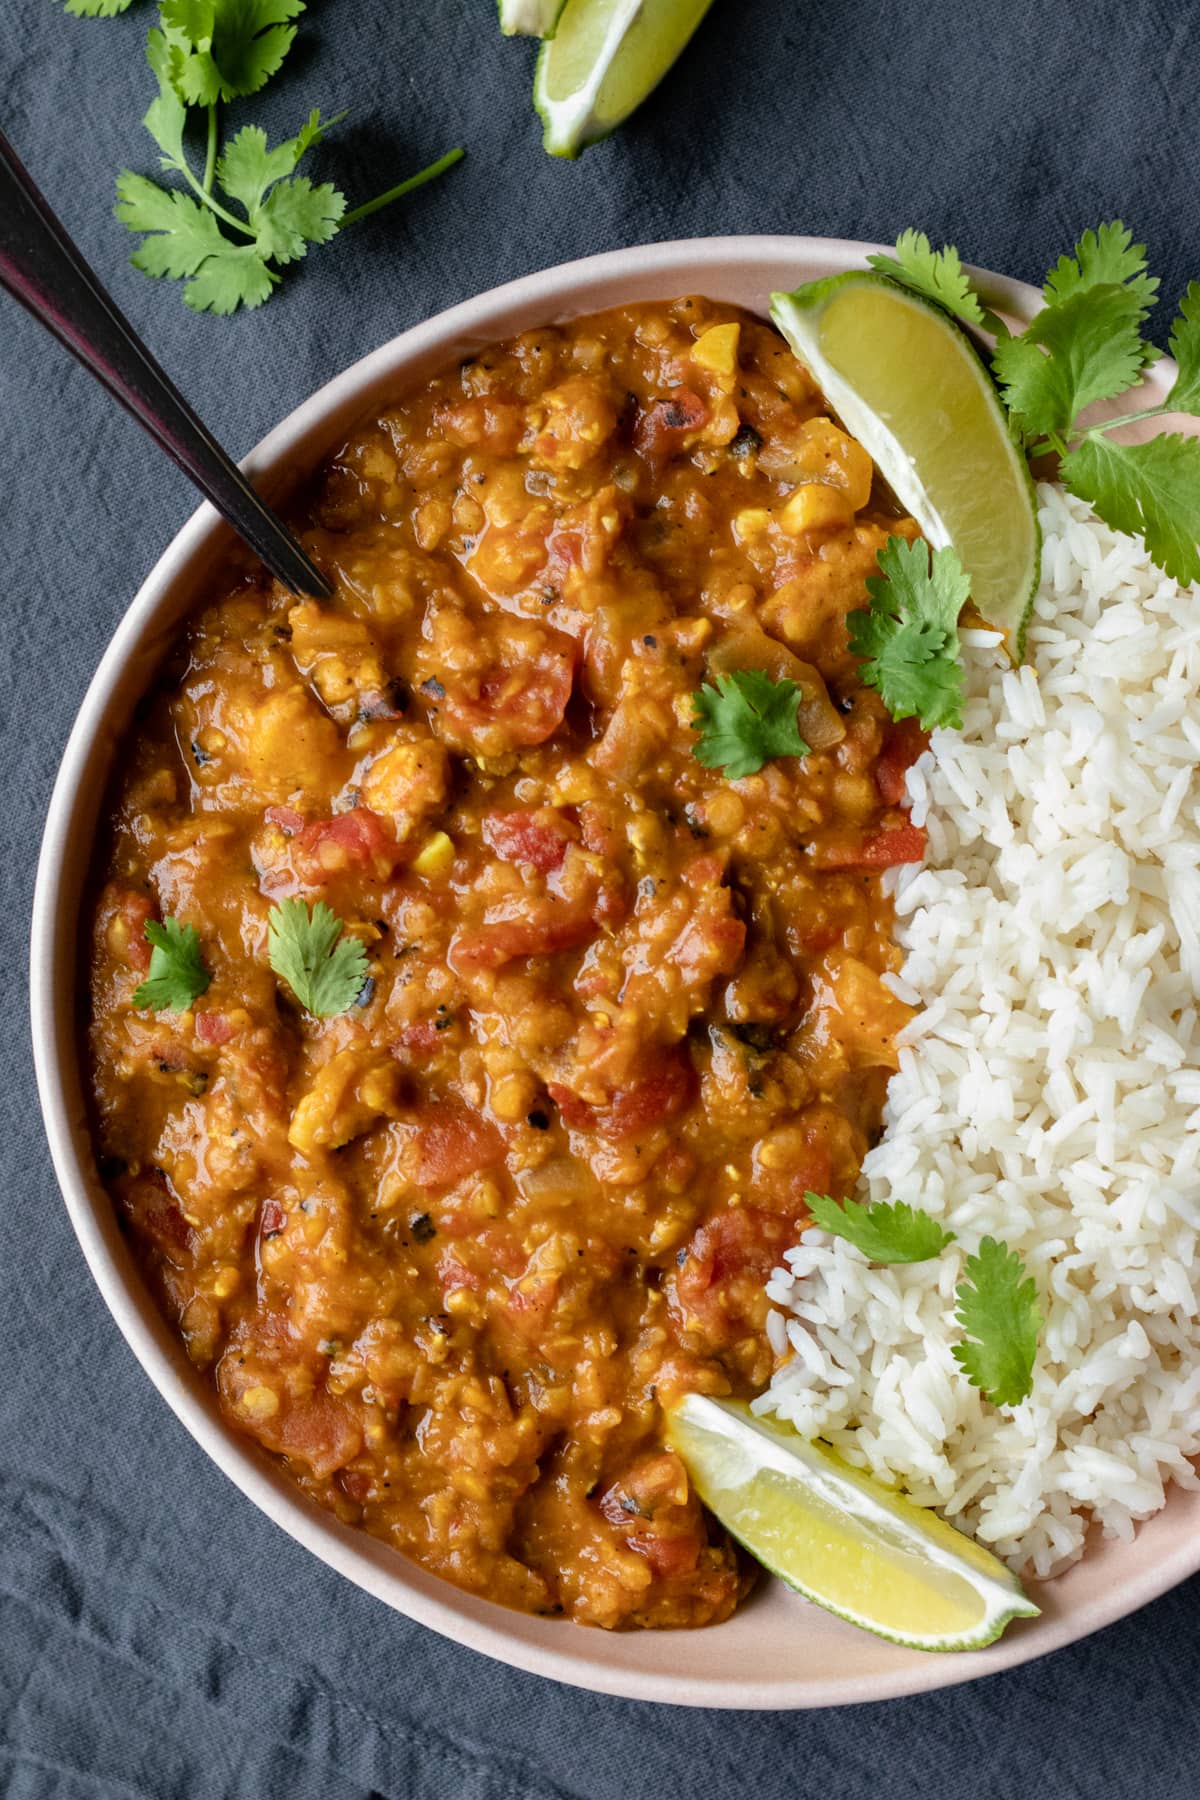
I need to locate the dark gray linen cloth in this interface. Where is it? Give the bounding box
[2,0,1198,1793]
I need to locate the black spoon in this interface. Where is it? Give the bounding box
[0,126,333,601]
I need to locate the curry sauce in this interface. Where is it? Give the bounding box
[88,299,923,1629]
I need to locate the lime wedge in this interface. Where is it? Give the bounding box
[667,1396,1040,1652]
[499,0,565,35]
[534,0,715,158]
[771,273,1040,656]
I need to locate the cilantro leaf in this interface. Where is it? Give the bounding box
[115,172,276,310]
[866,229,987,328]
[159,0,304,104]
[1042,221,1158,320]
[142,26,189,168]
[215,110,325,211]
[991,284,1147,439]
[132,917,212,1012]
[180,243,278,313]
[691,669,810,779]
[216,114,345,261]
[64,0,134,14]
[952,1238,1041,1406]
[268,898,369,1016]
[251,176,343,262]
[806,1193,954,1264]
[848,535,967,731]
[116,172,224,275]
[119,97,347,313]
[1061,431,1200,586]
[1165,281,1200,415]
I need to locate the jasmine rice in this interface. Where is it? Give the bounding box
[757,482,1200,1578]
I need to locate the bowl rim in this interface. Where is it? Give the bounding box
[31,233,1200,1710]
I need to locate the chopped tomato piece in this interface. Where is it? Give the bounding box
[875,718,930,806]
[483,807,579,873]
[294,806,399,883]
[100,884,155,972]
[450,903,597,972]
[259,1198,286,1238]
[627,1532,702,1579]
[634,387,709,465]
[578,800,622,857]
[118,1172,191,1256]
[671,1206,792,1349]
[277,1395,361,1478]
[435,626,576,754]
[436,1248,482,1293]
[599,1453,705,1577]
[669,890,745,990]
[449,854,625,973]
[409,1100,503,1188]
[548,1045,694,1141]
[393,1020,445,1056]
[434,394,525,454]
[196,1011,235,1046]
[264,804,305,836]
[812,823,926,871]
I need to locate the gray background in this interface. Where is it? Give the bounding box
[2,0,1198,1794]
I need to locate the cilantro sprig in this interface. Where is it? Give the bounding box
[805,1195,1040,1406]
[848,536,968,732]
[871,223,1200,585]
[867,230,992,332]
[952,1237,1042,1408]
[691,669,810,779]
[132,916,212,1011]
[267,898,369,1017]
[75,1,463,313]
[805,1193,953,1264]
[63,0,135,14]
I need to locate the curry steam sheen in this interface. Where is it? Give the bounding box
[88,300,923,1629]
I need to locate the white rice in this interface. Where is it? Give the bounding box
[757,483,1200,1578]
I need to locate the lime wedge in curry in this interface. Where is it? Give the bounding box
[499,0,565,35]
[534,0,715,157]
[667,1396,1040,1652]
[771,273,1040,656]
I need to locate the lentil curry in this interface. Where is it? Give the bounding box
[88,299,927,1630]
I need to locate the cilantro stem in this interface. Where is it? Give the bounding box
[339,147,464,228]
[177,152,257,239]
[1028,406,1173,461]
[1078,403,1169,437]
[202,104,218,196]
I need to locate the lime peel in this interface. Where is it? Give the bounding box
[534,0,715,158]
[770,273,1041,658]
[668,1395,1040,1653]
[498,0,566,36]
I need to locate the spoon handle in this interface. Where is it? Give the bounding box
[0,128,333,601]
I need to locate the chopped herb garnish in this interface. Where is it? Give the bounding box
[267,898,368,1017]
[132,917,211,1012]
[952,1238,1042,1407]
[848,535,969,732]
[806,1193,955,1264]
[866,229,990,329]
[691,668,810,779]
[870,222,1200,585]
[83,1,463,312]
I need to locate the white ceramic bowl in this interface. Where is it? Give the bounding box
[32,236,1200,1708]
